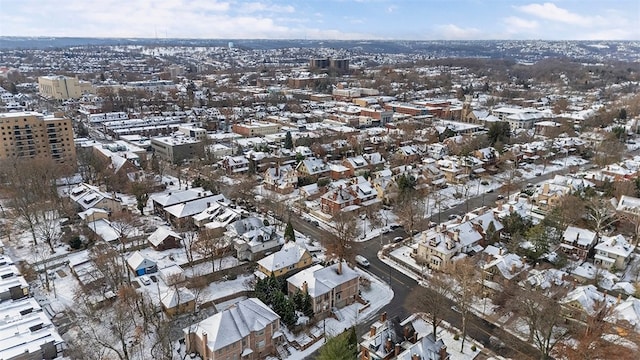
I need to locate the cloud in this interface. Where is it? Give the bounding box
[504,16,538,30]
[437,24,481,40]
[516,2,593,26]
[386,5,397,13]
[240,2,295,14]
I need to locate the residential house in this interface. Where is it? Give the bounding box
[163,193,229,228]
[613,297,640,333]
[0,256,29,301]
[0,297,65,360]
[126,251,157,276]
[320,177,378,215]
[184,298,282,360]
[359,313,450,360]
[561,285,617,323]
[395,145,420,165]
[417,211,503,271]
[148,227,182,251]
[474,147,499,167]
[287,262,360,317]
[150,187,213,216]
[343,155,369,177]
[560,226,597,261]
[257,242,313,278]
[161,287,196,317]
[362,152,386,171]
[296,157,330,180]
[594,234,635,271]
[482,252,529,292]
[68,182,123,212]
[221,155,250,174]
[230,217,283,261]
[532,175,593,213]
[263,164,298,194]
[192,201,245,229]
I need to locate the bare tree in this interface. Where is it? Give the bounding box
[447,258,481,353]
[505,284,570,359]
[557,301,637,360]
[327,210,359,264]
[585,199,616,238]
[395,194,427,242]
[110,211,141,250]
[404,272,452,336]
[194,227,227,273]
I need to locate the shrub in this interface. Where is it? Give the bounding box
[471,344,477,351]
[68,236,82,250]
[453,333,460,341]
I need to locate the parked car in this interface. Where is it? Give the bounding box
[355,255,370,267]
[486,188,494,193]
[139,275,151,286]
[496,195,505,200]
[393,236,404,243]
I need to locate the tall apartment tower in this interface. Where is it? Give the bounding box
[0,111,76,167]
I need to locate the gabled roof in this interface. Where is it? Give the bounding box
[148,226,182,247]
[161,287,195,308]
[287,262,359,298]
[563,226,597,246]
[257,243,309,272]
[151,187,212,208]
[185,298,279,351]
[126,251,156,270]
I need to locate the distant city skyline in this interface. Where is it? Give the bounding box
[1,0,638,41]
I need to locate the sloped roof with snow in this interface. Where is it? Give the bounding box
[185,298,279,351]
[148,226,182,247]
[161,287,195,308]
[257,243,309,272]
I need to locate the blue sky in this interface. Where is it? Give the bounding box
[0,0,638,40]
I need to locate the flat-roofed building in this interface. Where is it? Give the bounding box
[232,121,282,137]
[0,111,76,167]
[38,75,91,100]
[151,135,203,164]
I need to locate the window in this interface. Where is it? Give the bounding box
[257,340,265,349]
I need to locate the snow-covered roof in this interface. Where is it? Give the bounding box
[150,187,213,208]
[562,285,617,315]
[613,297,640,331]
[161,287,195,308]
[126,251,156,270]
[257,242,309,273]
[563,226,596,247]
[595,234,634,259]
[148,226,181,247]
[287,262,359,298]
[185,298,279,351]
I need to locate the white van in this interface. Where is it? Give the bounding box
[355,255,370,267]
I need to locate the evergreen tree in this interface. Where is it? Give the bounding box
[284,222,296,242]
[487,122,511,146]
[317,329,357,360]
[284,131,294,149]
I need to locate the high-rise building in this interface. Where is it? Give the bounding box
[0,111,76,167]
[37,75,92,100]
[309,57,349,73]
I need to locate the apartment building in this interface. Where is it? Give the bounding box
[0,111,76,166]
[38,75,91,100]
[232,121,282,137]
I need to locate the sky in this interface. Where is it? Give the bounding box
[0,0,638,40]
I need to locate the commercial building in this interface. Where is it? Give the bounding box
[0,111,76,166]
[232,121,282,137]
[38,75,91,100]
[150,134,203,164]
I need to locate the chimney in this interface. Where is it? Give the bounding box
[370,326,376,337]
[499,247,503,256]
[395,343,401,356]
[380,312,387,322]
[302,281,308,294]
[439,344,448,360]
[206,202,211,208]
[337,261,342,275]
[511,263,516,273]
[385,338,392,353]
[617,293,622,305]
[202,331,209,358]
[412,353,421,360]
